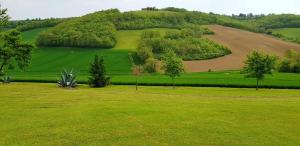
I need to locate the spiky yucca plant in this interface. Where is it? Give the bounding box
[2,76,11,84]
[58,69,77,88]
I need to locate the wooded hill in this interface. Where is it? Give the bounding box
[5,7,300,49]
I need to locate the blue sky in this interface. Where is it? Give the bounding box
[1,0,300,20]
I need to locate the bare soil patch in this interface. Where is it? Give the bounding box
[185,25,300,72]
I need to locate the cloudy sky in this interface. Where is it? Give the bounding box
[1,0,300,20]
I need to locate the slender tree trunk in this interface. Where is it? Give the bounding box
[256,78,259,91]
[172,77,175,89]
[136,75,138,91]
[0,61,5,76]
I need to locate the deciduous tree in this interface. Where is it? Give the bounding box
[243,51,277,90]
[0,30,34,76]
[162,49,184,88]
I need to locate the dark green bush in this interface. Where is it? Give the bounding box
[292,62,300,73]
[279,60,292,73]
[88,55,110,87]
[279,50,300,73]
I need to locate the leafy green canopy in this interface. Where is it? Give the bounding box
[243,51,277,90]
[0,6,9,28]
[37,9,119,48]
[0,30,34,76]
[162,49,184,88]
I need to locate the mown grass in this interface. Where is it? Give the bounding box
[8,47,132,77]
[1,83,300,145]
[272,28,300,40]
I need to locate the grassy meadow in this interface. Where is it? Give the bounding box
[272,28,300,40]
[1,83,300,146]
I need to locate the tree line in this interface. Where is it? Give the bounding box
[1,18,67,32]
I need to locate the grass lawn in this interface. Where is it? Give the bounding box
[272,28,300,40]
[1,83,300,145]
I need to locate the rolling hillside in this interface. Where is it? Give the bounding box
[18,25,300,74]
[273,28,300,40]
[9,27,176,80]
[185,25,300,72]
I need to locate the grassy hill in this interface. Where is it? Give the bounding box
[272,28,300,44]
[273,28,300,39]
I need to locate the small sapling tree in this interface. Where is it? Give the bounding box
[243,51,277,90]
[88,55,110,87]
[132,65,141,91]
[162,49,184,89]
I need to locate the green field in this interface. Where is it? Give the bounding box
[1,83,300,145]
[114,28,174,50]
[272,28,300,40]
[12,27,174,77]
[6,28,300,89]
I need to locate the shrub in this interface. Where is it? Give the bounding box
[279,59,292,72]
[144,58,158,73]
[58,69,77,88]
[279,50,300,73]
[292,62,300,73]
[136,46,153,63]
[88,55,110,87]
